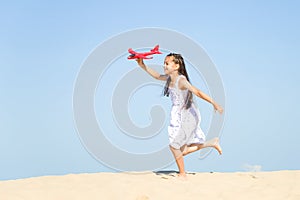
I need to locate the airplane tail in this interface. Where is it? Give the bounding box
[150,45,162,54]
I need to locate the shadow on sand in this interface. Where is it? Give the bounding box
[154,170,196,179]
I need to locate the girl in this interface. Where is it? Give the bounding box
[136,53,223,178]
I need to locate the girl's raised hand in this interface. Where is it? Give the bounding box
[135,58,145,67]
[214,103,224,114]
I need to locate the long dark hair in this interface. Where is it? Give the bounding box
[163,53,193,109]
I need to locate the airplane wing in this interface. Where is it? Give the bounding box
[127,54,152,59]
[128,48,137,55]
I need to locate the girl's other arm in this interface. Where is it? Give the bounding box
[136,58,167,81]
[179,77,223,113]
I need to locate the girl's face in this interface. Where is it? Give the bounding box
[164,56,178,75]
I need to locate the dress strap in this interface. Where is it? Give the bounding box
[175,75,185,89]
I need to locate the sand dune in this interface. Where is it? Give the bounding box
[0,170,299,200]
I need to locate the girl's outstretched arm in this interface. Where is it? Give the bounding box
[179,77,223,114]
[136,58,167,81]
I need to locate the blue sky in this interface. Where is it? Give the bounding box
[1,1,299,180]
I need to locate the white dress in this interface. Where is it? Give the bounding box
[168,75,206,149]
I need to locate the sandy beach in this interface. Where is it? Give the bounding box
[0,170,299,200]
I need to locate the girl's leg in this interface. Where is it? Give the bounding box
[183,137,222,156]
[169,145,186,177]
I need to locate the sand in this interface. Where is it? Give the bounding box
[0,170,299,200]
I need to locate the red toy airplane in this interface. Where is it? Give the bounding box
[127,45,162,59]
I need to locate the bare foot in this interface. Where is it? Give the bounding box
[208,137,222,155]
[177,173,187,180]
